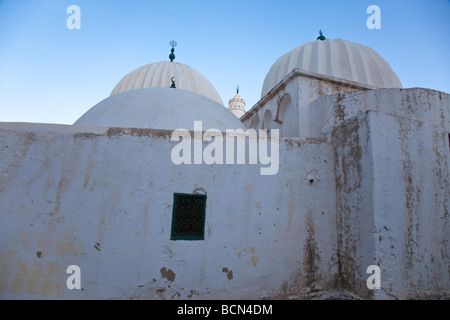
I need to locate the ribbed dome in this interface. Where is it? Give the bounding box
[111,61,224,105]
[261,38,402,98]
[74,87,244,131]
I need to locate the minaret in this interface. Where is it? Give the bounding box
[228,85,246,118]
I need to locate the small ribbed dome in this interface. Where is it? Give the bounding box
[261,38,402,97]
[111,61,224,105]
[74,87,244,131]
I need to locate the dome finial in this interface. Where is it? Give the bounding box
[170,77,176,88]
[317,30,326,41]
[236,84,239,94]
[169,40,177,62]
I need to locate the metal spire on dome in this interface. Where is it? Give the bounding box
[170,77,176,88]
[236,84,239,94]
[317,30,326,41]
[169,40,177,62]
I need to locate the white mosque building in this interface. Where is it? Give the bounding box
[0,33,449,300]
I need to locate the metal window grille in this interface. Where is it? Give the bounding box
[170,193,206,240]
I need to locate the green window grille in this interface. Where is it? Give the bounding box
[170,193,207,240]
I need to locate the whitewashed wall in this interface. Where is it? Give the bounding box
[0,123,336,299]
[1,87,448,300]
[325,88,450,299]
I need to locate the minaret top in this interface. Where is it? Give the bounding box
[228,86,246,118]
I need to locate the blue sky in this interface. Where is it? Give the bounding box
[0,0,449,125]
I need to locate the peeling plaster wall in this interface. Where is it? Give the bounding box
[311,88,450,138]
[328,88,450,299]
[370,110,449,299]
[0,123,336,299]
[331,113,376,299]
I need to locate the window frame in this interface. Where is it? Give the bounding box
[170,193,207,241]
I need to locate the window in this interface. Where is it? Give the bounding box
[277,93,294,137]
[170,193,207,240]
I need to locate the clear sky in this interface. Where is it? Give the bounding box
[0,0,449,125]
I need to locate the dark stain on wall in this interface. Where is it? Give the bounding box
[160,267,176,282]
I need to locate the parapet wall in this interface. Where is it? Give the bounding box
[326,88,450,299]
[0,123,336,299]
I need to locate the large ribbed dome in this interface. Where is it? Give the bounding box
[111,61,224,105]
[261,38,402,97]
